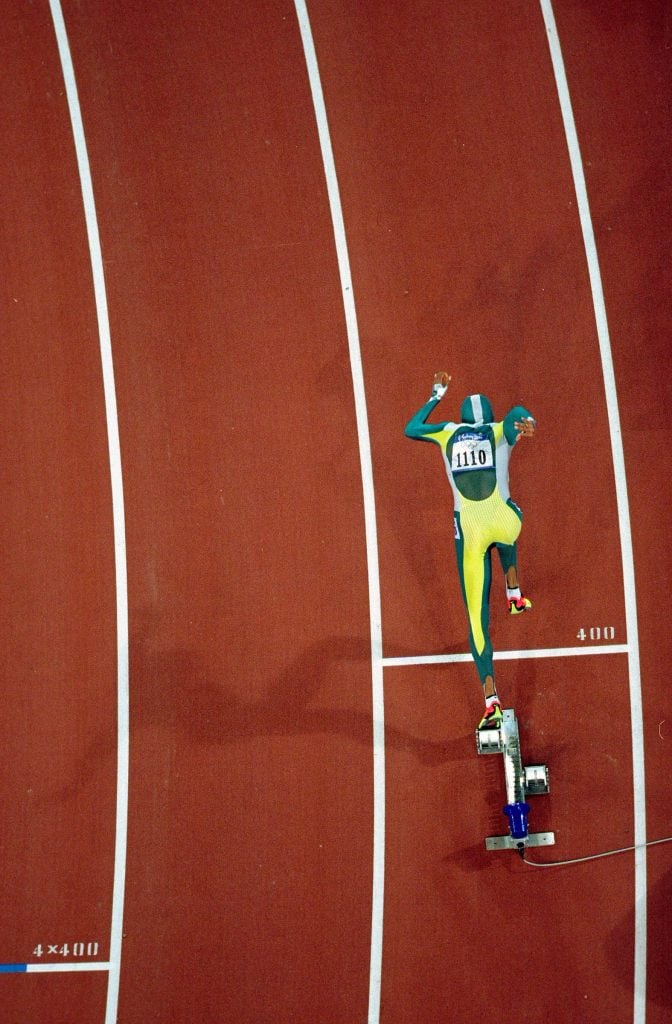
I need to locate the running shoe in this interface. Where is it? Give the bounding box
[508,595,532,615]
[478,701,503,730]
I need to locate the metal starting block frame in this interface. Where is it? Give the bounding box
[476,708,555,855]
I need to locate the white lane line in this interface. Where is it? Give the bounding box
[383,643,629,667]
[293,5,384,1022]
[48,5,130,1023]
[540,4,646,1021]
[27,963,112,974]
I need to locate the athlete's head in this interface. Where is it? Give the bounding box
[460,394,494,425]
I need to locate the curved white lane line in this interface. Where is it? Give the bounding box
[541,4,647,1021]
[293,4,385,1022]
[48,5,129,1023]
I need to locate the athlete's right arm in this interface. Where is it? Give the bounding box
[405,372,452,442]
[404,397,449,442]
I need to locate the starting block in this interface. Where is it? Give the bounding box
[476,708,555,856]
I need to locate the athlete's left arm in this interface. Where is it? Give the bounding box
[503,406,536,445]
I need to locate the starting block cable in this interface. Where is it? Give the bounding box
[524,835,672,868]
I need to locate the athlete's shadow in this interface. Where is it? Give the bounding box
[48,619,471,804]
[129,625,467,766]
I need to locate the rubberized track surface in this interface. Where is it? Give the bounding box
[1,2,670,1022]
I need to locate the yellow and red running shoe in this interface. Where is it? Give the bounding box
[478,700,503,731]
[508,595,532,615]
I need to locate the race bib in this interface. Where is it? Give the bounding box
[451,433,493,473]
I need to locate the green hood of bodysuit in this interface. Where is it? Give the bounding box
[460,394,494,425]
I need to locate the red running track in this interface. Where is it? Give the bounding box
[0,1,669,1022]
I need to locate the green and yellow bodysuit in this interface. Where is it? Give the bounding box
[405,392,533,689]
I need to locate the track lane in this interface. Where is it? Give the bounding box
[0,4,116,1009]
[307,0,627,663]
[551,3,672,1020]
[382,658,635,1024]
[306,1,637,1020]
[59,1,375,1019]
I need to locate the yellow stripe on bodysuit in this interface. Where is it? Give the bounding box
[459,491,522,654]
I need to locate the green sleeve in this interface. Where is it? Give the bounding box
[503,405,534,445]
[404,398,448,443]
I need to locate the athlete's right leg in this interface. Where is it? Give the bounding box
[496,544,532,613]
[453,514,499,726]
[495,502,531,614]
